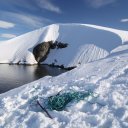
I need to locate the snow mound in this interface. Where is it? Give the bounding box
[0,23,128,66]
[0,24,59,64]
[0,46,128,128]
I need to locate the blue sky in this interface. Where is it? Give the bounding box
[0,0,128,40]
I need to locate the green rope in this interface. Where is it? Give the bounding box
[45,90,93,111]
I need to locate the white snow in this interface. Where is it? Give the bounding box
[0,23,128,66]
[0,23,128,128]
[0,44,128,128]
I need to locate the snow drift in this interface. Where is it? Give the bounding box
[0,43,128,128]
[0,23,128,67]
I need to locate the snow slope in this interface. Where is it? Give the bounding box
[0,23,128,66]
[0,44,128,128]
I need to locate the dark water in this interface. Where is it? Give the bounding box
[0,64,66,94]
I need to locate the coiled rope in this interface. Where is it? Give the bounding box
[44,90,94,111]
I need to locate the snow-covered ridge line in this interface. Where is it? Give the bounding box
[4,23,128,44]
[55,23,128,44]
[83,24,128,44]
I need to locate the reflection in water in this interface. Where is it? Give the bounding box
[0,64,66,94]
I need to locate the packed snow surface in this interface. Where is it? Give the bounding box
[0,23,128,66]
[0,43,128,128]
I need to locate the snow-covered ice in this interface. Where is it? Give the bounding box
[0,23,128,66]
